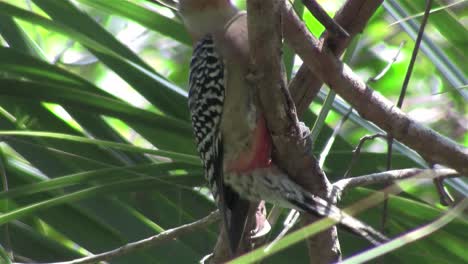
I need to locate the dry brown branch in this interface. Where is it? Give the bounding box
[28,211,220,264]
[290,0,384,116]
[333,168,459,197]
[344,133,387,178]
[433,177,455,206]
[301,0,349,38]
[368,41,405,83]
[281,1,468,175]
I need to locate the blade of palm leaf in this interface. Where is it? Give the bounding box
[32,0,190,120]
[0,48,196,154]
[0,162,201,199]
[383,0,468,100]
[0,79,193,137]
[74,0,190,45]
[0,131,200,165]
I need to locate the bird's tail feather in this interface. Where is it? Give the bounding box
[225,166,388,246]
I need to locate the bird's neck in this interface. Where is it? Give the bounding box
[181,5,239,42]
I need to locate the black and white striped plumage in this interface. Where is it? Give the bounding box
[188,35,224,200]
[188,35,250,253]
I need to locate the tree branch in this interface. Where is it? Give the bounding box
[290,0,384,117]
[301,0,349,38]
[333,168,460,197]
[248,1,392,262]
[247,0,340,263]
[27,211,220,264]
[282,1,468,175]
[344,133,387,178]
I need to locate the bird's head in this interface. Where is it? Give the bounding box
[178,0,239,42]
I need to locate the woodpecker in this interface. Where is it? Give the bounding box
[179,0,387,254]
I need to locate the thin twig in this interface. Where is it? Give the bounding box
[343,38,405,178]
[368,41,406,83]
[388,0,466,27]
[433,177,455,206]
[318,106,352,167]
[334,168,459,196]
[264,210,300,252]
[397,0,433,109]
[384,0,433,232]
[354,41,405,202]
[382,139,393,232]
[431,84,468,95]
[343,133,387,178]
[22,211,220,264]
[431,164,455,206]
[386,0,434,168]
[301,0,349,38]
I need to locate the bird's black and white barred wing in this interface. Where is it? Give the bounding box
[188,35,249,254]
[188,35,225,199]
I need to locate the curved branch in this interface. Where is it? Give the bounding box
[282,1,468,175]
[333,168,460,196]
[290,0,384,116]
[28,211,220,264]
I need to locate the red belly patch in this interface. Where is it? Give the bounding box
[227,116,272,172]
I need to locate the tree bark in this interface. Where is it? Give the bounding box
[247,0,340,263]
